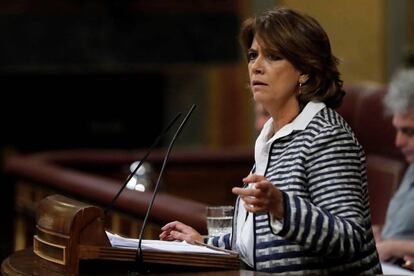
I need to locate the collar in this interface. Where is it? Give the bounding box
[259,101,326,144]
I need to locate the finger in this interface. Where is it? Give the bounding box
[254,181,274,192]
[255,182,282,203]
[159,230,174,240]
[232,187,260,197]
[241,195,263,207]
[232,187,247,196]
[161,234,177,241]
[159,231,174,241]
[242,191,274,212]
[161,221,181,231]
[243,203,266,213]
[243,174,266,183]
[169,230,191,242]
[171,222,195,234]
[159,231,168,239]
[162,221,190,232]
[160,234,174,241]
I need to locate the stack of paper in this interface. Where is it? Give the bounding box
[381,262,414,275]
[105,231,228,255]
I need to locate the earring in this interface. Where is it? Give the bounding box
[298,83,303,95]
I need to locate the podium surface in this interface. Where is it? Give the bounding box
[2,248,265,276]
[5,194,241,275]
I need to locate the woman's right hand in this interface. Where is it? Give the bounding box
[159,221,203,244]
[403,255,414,271]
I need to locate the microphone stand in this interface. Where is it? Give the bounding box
[132,104,196,275]
[104,112,181,216]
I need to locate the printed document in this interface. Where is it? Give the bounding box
[106,231,228,255]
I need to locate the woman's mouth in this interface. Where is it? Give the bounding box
[252,80,267,86]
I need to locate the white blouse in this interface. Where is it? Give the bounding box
[235,101,326,267]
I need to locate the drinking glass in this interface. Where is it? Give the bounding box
[205,206,234,237]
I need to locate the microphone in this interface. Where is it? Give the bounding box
[135,104,196,273]
[104,112,182,216]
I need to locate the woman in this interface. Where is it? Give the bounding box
[160,7,381,274]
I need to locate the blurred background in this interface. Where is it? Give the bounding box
[1,0,413,152]
[0,0,413,265]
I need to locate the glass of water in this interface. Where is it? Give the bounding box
[206,206,234,237]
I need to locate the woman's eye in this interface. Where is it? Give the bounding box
[267,54,282,61]
[247,51,257,61]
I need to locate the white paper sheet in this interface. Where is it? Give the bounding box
[382,262,414,275]
[106,231,228,255]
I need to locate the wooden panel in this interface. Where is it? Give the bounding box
[5,148,254,251]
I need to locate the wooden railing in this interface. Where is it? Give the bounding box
[5,148,254,250]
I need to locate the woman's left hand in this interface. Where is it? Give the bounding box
[232,174,284,219]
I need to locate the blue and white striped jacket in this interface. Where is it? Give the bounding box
[208,106,382,275]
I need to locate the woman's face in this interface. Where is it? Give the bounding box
[248,37,301,109]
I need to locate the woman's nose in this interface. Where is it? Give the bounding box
[251,57,264,74]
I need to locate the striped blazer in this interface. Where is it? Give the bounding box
[208,107,382,275]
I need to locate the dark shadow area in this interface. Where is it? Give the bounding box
[0,73,166,151]
[0,174,14,262]
[0,12,239,65]
[0,0,241,265]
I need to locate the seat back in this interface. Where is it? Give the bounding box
[366,154,406,225]
[338,84,408,225]
[339,84,401,159]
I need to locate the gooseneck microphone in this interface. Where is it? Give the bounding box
[135,104,196,273]
[104,112,182,216]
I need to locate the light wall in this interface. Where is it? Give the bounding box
[168,0,414,149]
[279,0,387,84]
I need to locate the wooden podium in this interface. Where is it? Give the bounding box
[32,195,239,275]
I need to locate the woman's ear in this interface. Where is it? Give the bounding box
[299,74,309,84]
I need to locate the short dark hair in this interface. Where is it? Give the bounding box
[240,7,345,108]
